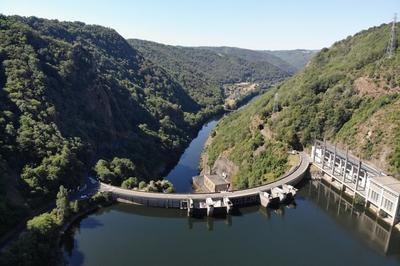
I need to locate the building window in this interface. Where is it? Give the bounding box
[368,189,380,203]
[383,198,394,212]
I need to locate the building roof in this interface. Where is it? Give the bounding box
[316,141,384,176]
[370,175,400,194]
[204,174,229,186]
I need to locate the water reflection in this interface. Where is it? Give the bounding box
[306,179,400,256]
[165,120,218,192]
[64,180,400,256]
[62,180,400,266]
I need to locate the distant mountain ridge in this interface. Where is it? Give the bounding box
[198,46,298,73]
[266,49,318,71]
[128,39,293,108]
[199,46,317,72]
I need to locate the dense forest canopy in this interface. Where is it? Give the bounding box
[0,14,191,235]
[0,15,199,196]
[1,12,396,266]
[198,46,317,73]
[128,39,293,105]
[0,15,294,236]
[266,49,318,71]
[205,22,400,189]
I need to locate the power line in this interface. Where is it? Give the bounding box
[273,92,279,113]
[387,13,397,58]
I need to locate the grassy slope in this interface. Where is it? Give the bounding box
[205,22,400,189]
[205,90,290,189]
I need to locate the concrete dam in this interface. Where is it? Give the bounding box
[99,152,311,214]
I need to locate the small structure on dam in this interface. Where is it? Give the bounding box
[259,184,297,208]
[259,192,277,208]
[193,173,230,192]
[99,152,310,218]
[312,139,400,225]
[204,174,230,192]
[182,197,233,216]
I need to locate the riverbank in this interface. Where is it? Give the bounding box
[164,92,266,192]
[0,192,114,265]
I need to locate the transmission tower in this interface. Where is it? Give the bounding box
[273,92,279,113]
[387,13,397,58]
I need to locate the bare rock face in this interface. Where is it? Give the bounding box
[337,99,400,176]
[86,84,115,134]
[354,76,400,98]
[211,154,239,182]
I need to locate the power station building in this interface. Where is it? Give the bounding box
[312,140,400,225]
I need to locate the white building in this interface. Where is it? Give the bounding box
[311,140,400,225]
[366,176,400,223]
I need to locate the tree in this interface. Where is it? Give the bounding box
[56,185,69,222]
[94,159,117,184]
[138,181,147,190]
[70,200,79,213]
[111,158,136,181]
[121,177,138,189]
[146,180,158,192]
[27,212,58,235]
[21,142,84,195]
[94,158,137,185]
[3,212,59,266]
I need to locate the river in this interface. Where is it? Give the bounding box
[164,119,218,192]
[61,98,400,266]
[165,93,261,193]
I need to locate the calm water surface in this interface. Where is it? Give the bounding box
[165,94,261,192]
[62,99,400,265]
[62,180,400,266]
[164,119,218,192]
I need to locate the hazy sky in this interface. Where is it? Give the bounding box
[2,0,399,50]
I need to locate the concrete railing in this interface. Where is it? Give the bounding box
[99,152,310,208]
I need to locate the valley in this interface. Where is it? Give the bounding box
[0,15,310,259]
[203,22,400,191]
[0,4,399,266]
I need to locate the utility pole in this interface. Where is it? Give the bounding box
[387,13,397,58]
[273,92,279,113]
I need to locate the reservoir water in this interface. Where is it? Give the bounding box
[62,179,400,266]
[61,99,400,265]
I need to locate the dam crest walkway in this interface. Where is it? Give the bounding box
[99,152,310,208]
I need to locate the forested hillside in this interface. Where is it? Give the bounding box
[267,49,318,71]
[205,22,400,189]
[199,46,298,74]
[202,46,317,72]
[0,15,203,233]
[128,39,291,107]
[0,15,294,236]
